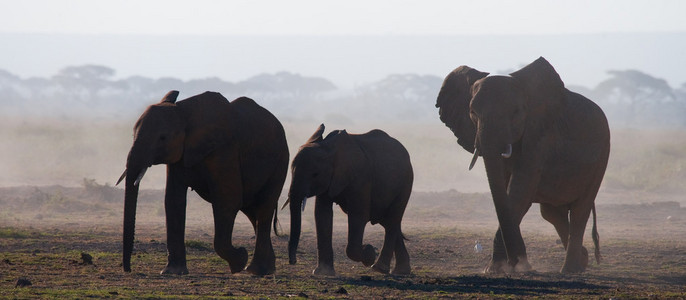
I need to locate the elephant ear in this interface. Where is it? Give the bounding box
[307,124,325,144]
[510,57,566,117]
[180,94,233,168]
[160,90,180,104]
[436,66,489,108]
[326,130,365,198]
[462,67,490,87]
[436,66,489,153]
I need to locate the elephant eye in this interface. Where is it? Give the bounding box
[312,173,318,178]
[159,135,167,141]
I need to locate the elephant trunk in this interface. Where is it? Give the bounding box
[122,168,141,272]
[122,142,151,272]
[288,196,303,265]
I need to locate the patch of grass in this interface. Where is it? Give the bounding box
[0,227,40,239]
[185,240,213,251]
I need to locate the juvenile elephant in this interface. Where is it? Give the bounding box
[284,124,413,276]
[117,91,289,275]
[436,57,609,274]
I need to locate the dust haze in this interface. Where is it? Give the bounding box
[1,37,686,293]
[1,70,685,235]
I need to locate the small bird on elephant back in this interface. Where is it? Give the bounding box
[436,57,610,274]
[117,90,289,276]
[284,124,414,276]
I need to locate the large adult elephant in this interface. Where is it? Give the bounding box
[436,57,610,274]
[284,124,413,276]
[117,90,289,275]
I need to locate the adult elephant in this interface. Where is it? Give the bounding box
[284,124,413,276]
[117,90,289,275]
[436,57,609,274]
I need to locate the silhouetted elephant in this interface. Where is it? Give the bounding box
[436,57,609,274]
[284,124,413,275]
[117,91,289,275]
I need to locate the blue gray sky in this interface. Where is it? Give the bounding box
[1,0,685,88]
[3,0,685,35]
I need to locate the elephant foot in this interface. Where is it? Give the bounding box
[226,247,249,274]
[484,259,509,274]
[361,244,377,267]
[160,263,189,275]
[581,246,590,267]
[245,259,275,276]
[513,258,533,273]
[561,248,589,274]
[391,264,411,275]
[561,262,586,274]
[313,264,336,276]
[371,262,390,274]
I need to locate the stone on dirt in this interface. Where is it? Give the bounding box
[15,278,32,287]
[81,252,93,265]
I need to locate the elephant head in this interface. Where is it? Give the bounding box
[117,90,188,272]
[435,66,489,153]
[283,124,352,265]
[469,57,564,170]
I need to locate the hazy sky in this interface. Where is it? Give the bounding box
[1,0,685,88]
[2,0,685,35]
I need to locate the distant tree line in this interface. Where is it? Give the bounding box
[1,65,685,127]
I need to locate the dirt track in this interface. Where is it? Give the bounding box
[2,186,686,298]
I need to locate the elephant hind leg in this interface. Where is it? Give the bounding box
[244,184,282,276]
[391,232,411,275]
[560,203,593,274]
[371,224,399,274]
[244,206,276,275]
[540,203,570,249]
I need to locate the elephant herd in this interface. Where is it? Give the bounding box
[117,57,610,277]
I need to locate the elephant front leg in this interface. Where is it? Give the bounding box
[486,202,533,274]
[485,227,508,274]
[212,204,248,274]
[313,199,335,276]
[161,169,189,275]
[346,216,376,268]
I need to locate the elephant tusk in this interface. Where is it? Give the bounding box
[301,197,307,212]
[116,169,127,186]
[281,198,290,210]
[469,148,480,171]
[133,168,147,186]
[501,144,512,158]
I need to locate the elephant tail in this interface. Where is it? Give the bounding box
[273,206,283,237]
[592,204,601,265]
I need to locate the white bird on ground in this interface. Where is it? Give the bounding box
[474,240,483,253]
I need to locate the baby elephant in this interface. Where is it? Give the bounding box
[284,124,413,276]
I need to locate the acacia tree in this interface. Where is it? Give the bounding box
[594,70,681,127]
[52,65,118,100]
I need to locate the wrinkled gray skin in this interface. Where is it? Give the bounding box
[118,91,288,276]
[285,124,414,276]
[436,57,609,274]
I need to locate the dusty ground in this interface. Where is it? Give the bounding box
[1,186,686,299]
